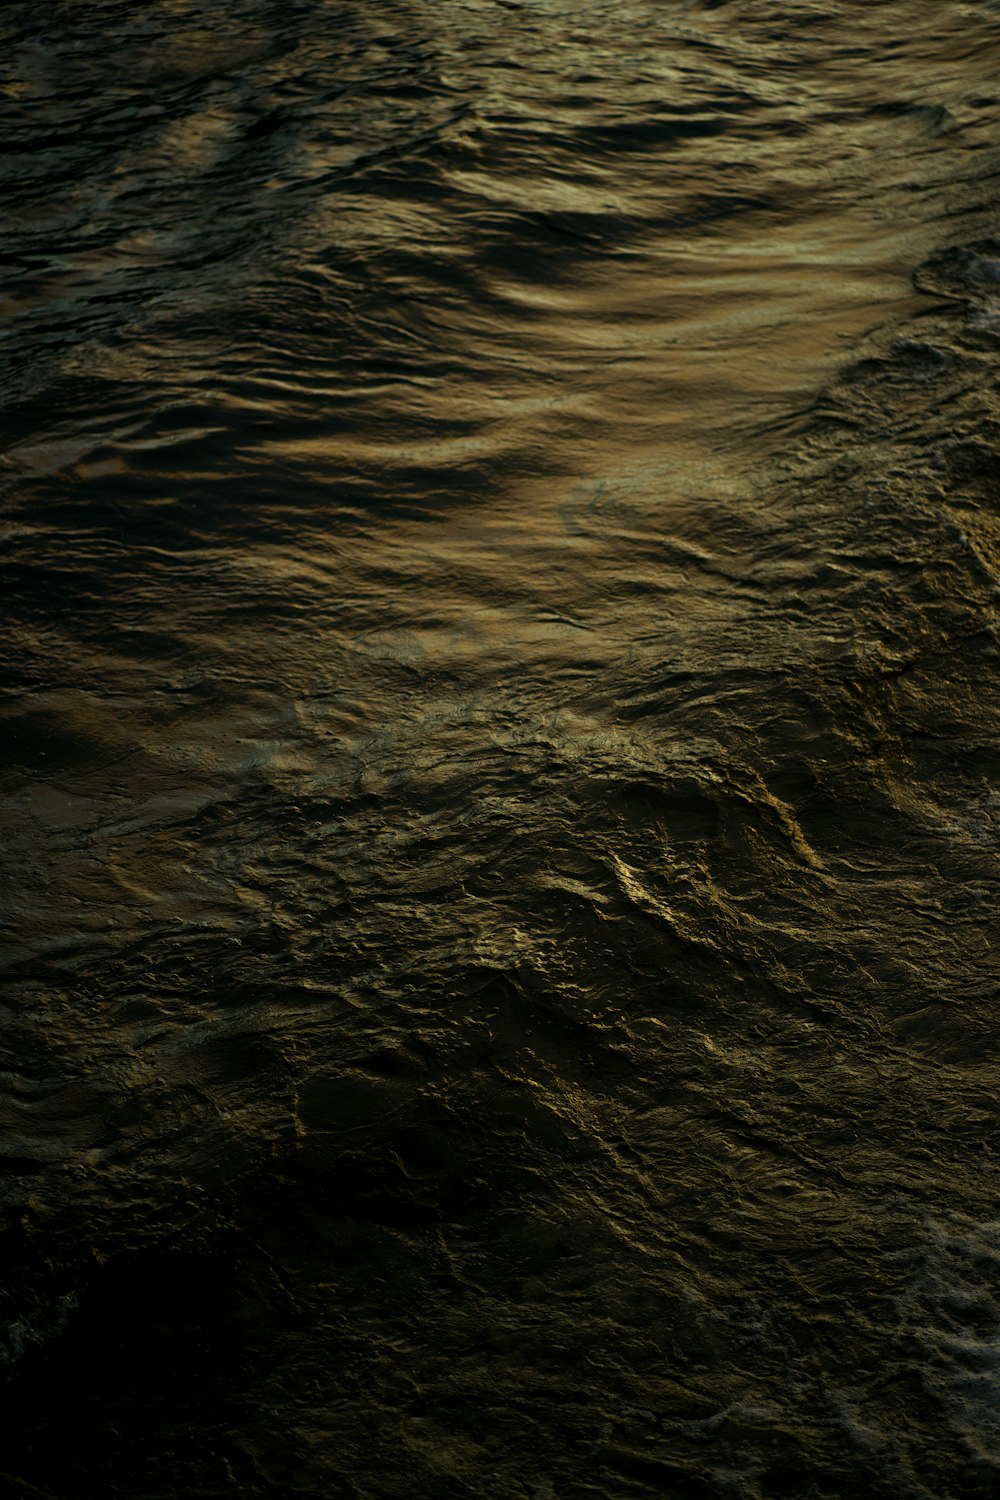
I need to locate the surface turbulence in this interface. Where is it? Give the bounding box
[2,2,1000,1497]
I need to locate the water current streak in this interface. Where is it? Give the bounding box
[2,2,1000,1497]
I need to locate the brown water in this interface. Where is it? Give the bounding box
[3,3,1000,1496]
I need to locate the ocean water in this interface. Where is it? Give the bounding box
[2,2,1000,1496]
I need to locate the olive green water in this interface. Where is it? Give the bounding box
[2,2,1000,1496]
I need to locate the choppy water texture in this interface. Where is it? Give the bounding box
[3,2,1000,1496]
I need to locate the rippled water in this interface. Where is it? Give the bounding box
[3,2,1000,1496]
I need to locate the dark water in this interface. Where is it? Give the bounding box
[3,2,1000,1495]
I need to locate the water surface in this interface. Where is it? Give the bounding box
[3,2,1000,1496]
